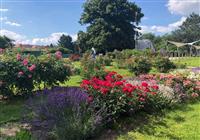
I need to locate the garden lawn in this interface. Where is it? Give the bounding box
[172,57,200,67]
[105,66,133,77]
[117,101,200,140]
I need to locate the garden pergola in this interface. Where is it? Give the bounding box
[167,40,200,57]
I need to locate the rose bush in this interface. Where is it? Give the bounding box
[81,71,166,120]
[0,51,71,97]
[138,73,200,101]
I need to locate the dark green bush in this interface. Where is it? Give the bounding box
[127,57,152,76]
[96,55,112,66]
[48,47,72,54]
[154,57,176,73]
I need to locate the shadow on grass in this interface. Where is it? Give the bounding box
[96,101,198,140]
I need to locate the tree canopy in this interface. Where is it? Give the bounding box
[0,36,14,49]
[58,34,74,51]
[78,0,144,53]
[171,13,200,43]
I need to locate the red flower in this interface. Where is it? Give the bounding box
[114,81,123,86]
[152,85,159,90]
[141,81,148,87]
[82,80,90,85]
[100,88,109,95]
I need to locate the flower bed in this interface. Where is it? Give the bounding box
[81,72,169,120]
[81,72,200,120]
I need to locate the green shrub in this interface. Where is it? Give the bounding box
[154,57,176,73]
[127,57,152,76]
[48,47,72,54]
[96,55,112,66]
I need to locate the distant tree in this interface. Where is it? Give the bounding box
[49,43,55,48]
[78,0,144,53]
[58,34,74,51]
[0,36,14,49]
[141,33,176,51]
[172,13,200,43]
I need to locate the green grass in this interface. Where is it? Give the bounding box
[61,75,82,87]
[172,57,200,67]
[0,100,24,125]
[105,66,133,77]
[117,102,200,140]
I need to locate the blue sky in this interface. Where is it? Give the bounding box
[1,0,200,45]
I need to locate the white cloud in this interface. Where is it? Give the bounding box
[167,0,200,15]
[0,30,77,45]
[0,17,8,21]
[5,21,21,27]
[0,8,8,12]
[140,17,187,34]
[0,29,26,41]
[30,32,77,45]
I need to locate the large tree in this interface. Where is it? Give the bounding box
[172,13,200,43]
[0,36,14,49]
[78,0,144,53]
[58,34,74,51]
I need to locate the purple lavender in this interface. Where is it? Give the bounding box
[24,87,102,140]
[192,67,200,73]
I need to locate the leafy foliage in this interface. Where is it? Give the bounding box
[126,57,152,76]
[153,57,176,73]
[0,36,14,49]
[172,13,200,43]
[78,0,144,53]
[57,34,74,52]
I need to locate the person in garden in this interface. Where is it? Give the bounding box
[91,47,96,59]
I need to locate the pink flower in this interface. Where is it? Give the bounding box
[16,53,21,61]
[55,51,62,59]
[22,58,29,66]
[28,64,36,72]
[28,74,32,78]
[0,48,4,54]
[18,71,24,77]
[191,93,199,98]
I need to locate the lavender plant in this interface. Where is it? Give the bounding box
[24,87,103,140]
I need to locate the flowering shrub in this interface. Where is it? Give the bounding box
[153,57,176,73]
[126,57,152,76]
[80,53,107,79]
[138,74,200,101]
[0,51,71,97]
[81,72,164,120]
[25,87,103,140]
